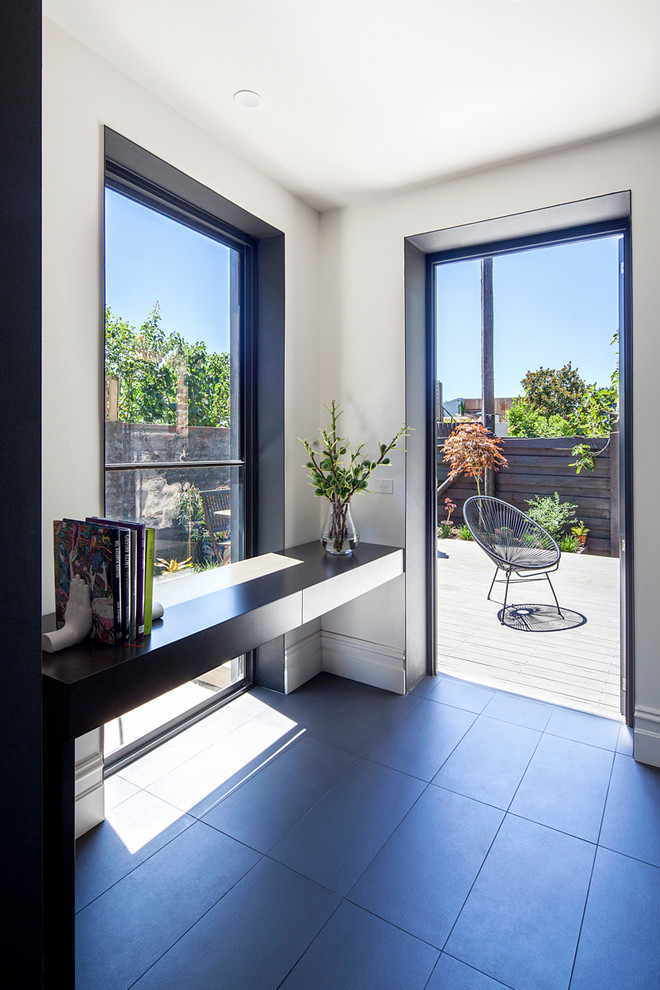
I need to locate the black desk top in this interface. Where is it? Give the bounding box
[42,542,403,739]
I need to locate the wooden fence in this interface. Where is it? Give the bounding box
[437,434,619,557]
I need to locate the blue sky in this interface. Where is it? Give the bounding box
[435,234,621,400]
[104,187,233,354]
[106,187,620,397]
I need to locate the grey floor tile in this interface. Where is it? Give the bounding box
[132,858,340,990]
[600,753,660,867]
[279,901,438,990]
[418,676,496,713]
[427,954,512,989]
[202,735,358,852]
[481,691,554,730]
[411,675,440,699]
[509,733,613,841]
[76,821,259,990]
[269,759,425,895]
[309,688,421,758]
[250,672,382,726]
[570,847,660,990]
[545,706,621,750]
[433,715,541,809]
[367,697,475,780]
[616,724,634,756]
[75,790,195,910]
[350,786,503,948]
[445,815,595,990]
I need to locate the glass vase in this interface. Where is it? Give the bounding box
[321,500,359,555]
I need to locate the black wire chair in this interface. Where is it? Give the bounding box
[199,488,232,564]
[463,495,562,624]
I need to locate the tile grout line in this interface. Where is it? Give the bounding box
[565,739,617,990]
[125,850,269,989]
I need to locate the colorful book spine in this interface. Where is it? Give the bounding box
[119,528,131,642]
[143,527,156,636]
[90,518,146,641]
[54,519,120,645]
[128,527,138,641]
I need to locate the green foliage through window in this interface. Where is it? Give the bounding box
[506,398,572,439]
[505,335,619,472]
[520,363,587,420]
[105,303,231,428]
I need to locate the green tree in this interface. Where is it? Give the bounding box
[186,343,231,428]
[506,398,572,439]
[105,304,231,427]
[520,362,587,420]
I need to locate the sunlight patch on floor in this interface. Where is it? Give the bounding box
[106,698,303,853]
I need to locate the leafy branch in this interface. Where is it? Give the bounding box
[300,401,410,505]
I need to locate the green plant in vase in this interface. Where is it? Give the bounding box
[300,400,409,555]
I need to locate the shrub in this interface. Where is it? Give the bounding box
[438,522,453,539]
[525,492,578,540]
[558,534,581,553]
[457,524,473,541]
[506,398,572,439]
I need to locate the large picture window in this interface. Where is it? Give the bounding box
[101,129,285,763]
[104,184,246,579]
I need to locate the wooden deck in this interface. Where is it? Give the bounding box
[436,538,622,720]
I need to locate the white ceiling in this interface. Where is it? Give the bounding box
[46,0,660,211]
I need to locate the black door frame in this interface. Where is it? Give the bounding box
[404,192,634,724]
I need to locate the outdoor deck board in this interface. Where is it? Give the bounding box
[436,539,622,720]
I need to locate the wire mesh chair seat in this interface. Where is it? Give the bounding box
[463,495,562,623]
[200,488,232,564]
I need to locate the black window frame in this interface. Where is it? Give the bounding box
[102,128,287,737]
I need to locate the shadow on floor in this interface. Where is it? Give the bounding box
[498,603,587,632]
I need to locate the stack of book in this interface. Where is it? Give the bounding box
[52,516,156,645]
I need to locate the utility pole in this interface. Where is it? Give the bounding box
[481,257,495,495]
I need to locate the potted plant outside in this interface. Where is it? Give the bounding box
[571,520,590,546]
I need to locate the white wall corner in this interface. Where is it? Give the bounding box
[633,705,660,768]
[285,628,323,694]
[75,729,105,838]
[321,630,405,694]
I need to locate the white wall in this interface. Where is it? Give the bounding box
[42,19,321,616]
[319,124,660,759]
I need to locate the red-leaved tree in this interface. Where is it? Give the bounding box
[442,422,508,495]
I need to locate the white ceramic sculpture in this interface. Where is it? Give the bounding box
[42,574,93,653]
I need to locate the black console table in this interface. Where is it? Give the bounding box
[42,541,403,986]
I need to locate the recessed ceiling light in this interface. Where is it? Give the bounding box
[234,90,263,109]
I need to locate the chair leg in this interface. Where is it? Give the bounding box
[546,573,563,618]
[501,571,511,623]
[487,568,498,602]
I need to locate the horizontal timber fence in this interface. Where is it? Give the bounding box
[437,434,619,557]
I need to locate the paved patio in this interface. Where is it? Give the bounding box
[436,538,622,720]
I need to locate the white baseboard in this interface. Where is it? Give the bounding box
[633,705,660,768]
[321,630,405,695]
[75,748,105,838]
[285,629,323,693]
